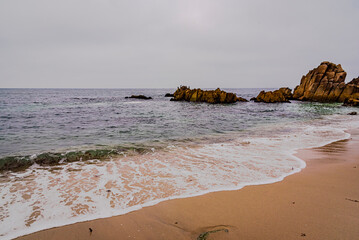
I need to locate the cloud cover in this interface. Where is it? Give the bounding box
[1,0,358,88]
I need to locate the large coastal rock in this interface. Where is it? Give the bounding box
[171,86,248,103]
[252,87,293,103]
[293,62,359,102]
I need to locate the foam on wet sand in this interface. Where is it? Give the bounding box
[1,115,358,240]
[15,127,359,240]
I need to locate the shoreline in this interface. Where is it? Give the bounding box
[14,128,359,240]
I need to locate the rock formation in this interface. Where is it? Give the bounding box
[0,156,33,172]
[343,98,359,107]
[340,77,359,103]
[0,149,119,172]
[170,86,248,103]
[293,62,359,102]
[125,95,152,100]
[165,93,174,97]
[251,87,293,103]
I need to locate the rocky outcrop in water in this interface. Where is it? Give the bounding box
[0,156,33,172]
[0,149,119,172]
[343,98,359,107]
[170,86,248,103]
[341,77,359,100]
[293,62,359,102]
[125,95,152,100]
[0,146,163,172]
[165,93,174,97]
[34,153,62,165]
[251,87,293,103]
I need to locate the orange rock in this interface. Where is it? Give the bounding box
[252,87,293,103]
[171,86,248,104]
[293,62,358,102]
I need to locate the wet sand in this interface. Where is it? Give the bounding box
[16,129,359,240]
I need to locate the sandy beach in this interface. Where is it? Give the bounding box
[15,128,359,240]
[2,0,359,239]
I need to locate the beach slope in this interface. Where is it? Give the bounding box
[16,130,359,240]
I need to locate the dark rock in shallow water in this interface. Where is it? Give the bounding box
[65,151,82,162]
[125,95,152,100]
[82,149,116,160]
[343,98,359,107]
[0,156,32,171]
[252,88,293,103]
[348,112,357,115]
[293,61,359,102]
[65,149,118,162]
[34,153,62,165]
[171,86,248,103]
[165,93,174,97]
[236,96,248,102]
[0,149,120,172]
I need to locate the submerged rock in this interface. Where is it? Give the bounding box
[125,95,152,100]
[64,149,119,162]
[0,156,32,171]
[34,153,62,165]
[0,146,155,172]
[293,62,359,102]
[252,87,293,103]
[82,149,116,160]
[0,150,115,172]
[165,93,174,97]
[170,86,248,104]
[348,112,357,115]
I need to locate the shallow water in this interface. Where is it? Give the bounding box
[0,88,358,239]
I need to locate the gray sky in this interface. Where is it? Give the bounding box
[1,0,358,89]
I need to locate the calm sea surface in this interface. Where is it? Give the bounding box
[0,88,351,157]
[0,88,358,240]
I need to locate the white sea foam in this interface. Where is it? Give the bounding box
[0,114,358,240]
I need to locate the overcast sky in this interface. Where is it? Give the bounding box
[1,0,358,89]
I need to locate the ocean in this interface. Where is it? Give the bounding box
[0,88,358,239]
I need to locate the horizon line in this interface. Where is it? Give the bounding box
[0,87,286,90]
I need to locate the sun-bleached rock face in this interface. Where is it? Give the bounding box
[171,86,248,104]
[252,87,293,103]
[293,62,359,102]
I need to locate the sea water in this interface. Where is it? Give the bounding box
[0,88,358,239]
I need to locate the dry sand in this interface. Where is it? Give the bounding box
[16,129,359,240]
